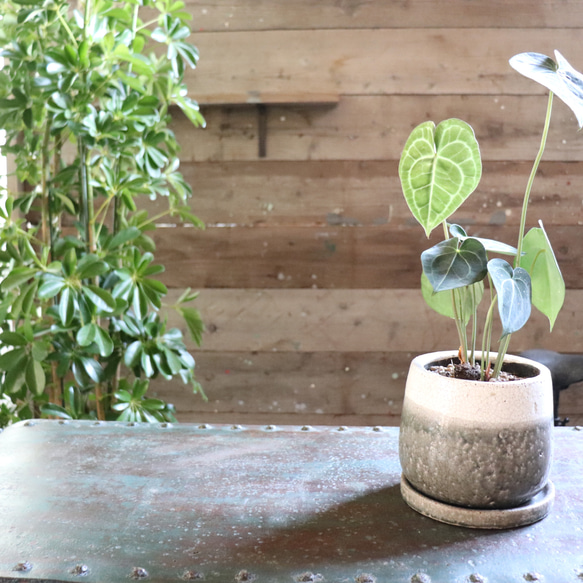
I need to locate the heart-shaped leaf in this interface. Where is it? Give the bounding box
[510,50,583,128]
[399,119,482,237]
[421,237,488,292]
[488,258,532,337]
[519,222,565,331]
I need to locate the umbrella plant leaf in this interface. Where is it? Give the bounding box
[519,223,565,331]
[509,50,583,128]
[421,237,488,293]
[399,119,482,237]
[488,258,532,338]
[77,323,97,347]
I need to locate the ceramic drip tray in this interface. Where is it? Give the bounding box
[400,474,555,529]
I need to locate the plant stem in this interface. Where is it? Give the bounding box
[515,91,554,265]
[40,121,52,249]
[493,334,511,378]
[490,92,554,375]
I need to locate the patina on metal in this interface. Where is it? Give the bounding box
[0,420,582,582]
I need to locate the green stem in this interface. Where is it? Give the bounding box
[55,8,78,46]
[493,335,511,378]
[515,91,554,265]
[492,92,554,376]
[136,209,171,229]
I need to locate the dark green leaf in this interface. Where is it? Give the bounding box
[488,258,532,337]
[79,356,103,384]
[1,267,37,291]
[77,323,97,346]
[0,347,27,371]
[421,237,488,292]
[94,326,114,357]
[38,275,65,299]
[59,287,76,326]
[0,331,27,346]
[25,357,45,396]
[83,285,116,313]
[124,340,142,368]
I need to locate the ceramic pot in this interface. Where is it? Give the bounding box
[399,351,554,510]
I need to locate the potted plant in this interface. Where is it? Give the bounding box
[397,51,582,528]
[0,0,205,425]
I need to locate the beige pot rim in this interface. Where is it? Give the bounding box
[403,350,553,425]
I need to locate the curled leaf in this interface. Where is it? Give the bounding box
[510,50,583,128]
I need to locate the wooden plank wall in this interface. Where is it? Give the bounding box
[149,0,583,426]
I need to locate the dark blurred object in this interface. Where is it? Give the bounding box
[521,349,583,426]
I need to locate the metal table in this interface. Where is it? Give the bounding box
[0,420,582,583]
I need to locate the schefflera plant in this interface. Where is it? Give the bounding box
[399,50,583,380]
[0,0,206,424]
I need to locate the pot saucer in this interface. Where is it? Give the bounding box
[400,474,555,529]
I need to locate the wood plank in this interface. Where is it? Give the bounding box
[162,288,583,354]
[150,351,409,419]
[176,95,583,162]
[151,349,583,426]
[153,224,580,289]
[186,0,583,31]
[148,160,583,228]
[186,29,583,101]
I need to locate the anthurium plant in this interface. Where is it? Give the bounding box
[0,0,205,425]
[399,50,582,380]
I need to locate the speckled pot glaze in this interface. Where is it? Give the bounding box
[399,351,554,510]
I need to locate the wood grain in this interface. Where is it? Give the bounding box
[151,351,410,419]
[162,288,583,354]
[175,95,583,162]
[185,0,583,31]
[153,224,580,290]
[148,160,583,228]
[186,29,583,101]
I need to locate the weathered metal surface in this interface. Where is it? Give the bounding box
[0,420,582,582]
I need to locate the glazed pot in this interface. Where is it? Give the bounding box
[399,351,554,510]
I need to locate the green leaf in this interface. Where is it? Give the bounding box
[25,357,45,396]
[108,227,142,250]
[178,306,204,346]
[0,331,27,346]
[399,119,482,237]
[449,224,517,256]
[0,347,27,371]
[77,323,97,346]
[59,287,76,326]
[38,275,65,299]
[40,404,72,420]
[76,255,109,279]
[510,50,583,128]
[1,267,37,291]
[83,285,116,313]
[421,237,488,292]
[79,356,103,384]
[421,272,484,324]
[124,340,142,368]
[488,258,532,338]
[94,326,114,357]
[520,223,565,331]
[62,248,77,277]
